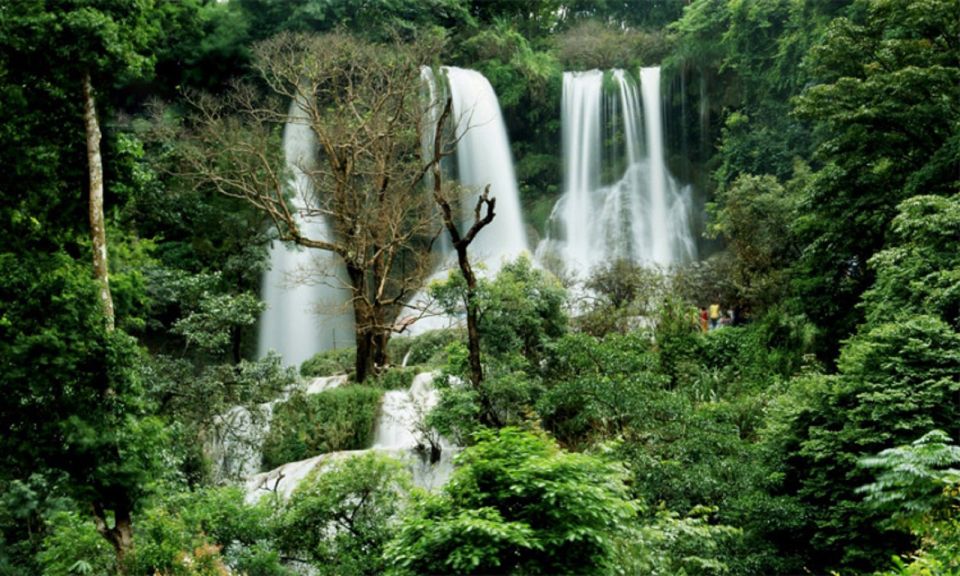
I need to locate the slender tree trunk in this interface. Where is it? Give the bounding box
[83,70,115,331]
[455,247,484,388]
[85,72,133,571]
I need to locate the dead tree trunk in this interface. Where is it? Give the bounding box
[431,99,495,392]
[83,70,115,331]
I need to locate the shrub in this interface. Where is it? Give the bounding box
[261,386,382,470]
[374,366,417,391]
[299,348,356,378]
[384,428,638,576]
[37,511,115,576]
[278,453,409,575]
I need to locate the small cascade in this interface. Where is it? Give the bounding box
[538,67,696,277]
[373,372,445,450]
[257,99,355,368]
[207,375,348,483]
[243,372,456,503]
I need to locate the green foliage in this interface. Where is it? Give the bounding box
[428,257,567,433]
[172,291,263,355]
[427,343,540,444]
[862,194,960,329]
[299,347,356,378]
[236,0,473,43]
[707,173,802,312]
[0,251,168,533]
[374,366,418,391]
[425,346,484,446]
[37,511,115,576]
[278,453,410,575]
[628,507,742,576]
[792,0,960,349]
[384,428,638,575]
[386,328,460,370]
[475,256,567,366]
[36,488,283,576]
[539,332,666,447]
[861,432,960,576]
[767,315,960,570]
[128,486,282,575]
[860,430,960,529]
[262,386,383,470]
[654,295,703,388]
[578,260,668,336]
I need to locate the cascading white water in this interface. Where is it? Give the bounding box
[243,372,455,503]
[257,100,355,368]
[538,67,696,276]
[207,375,348,483]
[444,66,530,269]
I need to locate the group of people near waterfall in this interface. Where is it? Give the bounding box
[698,300,734,332]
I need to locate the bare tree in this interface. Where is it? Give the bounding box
[430,98,496,390]
[177,32,448,382]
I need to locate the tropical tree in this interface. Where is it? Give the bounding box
[792,0,960,350]
[0,1,196,569]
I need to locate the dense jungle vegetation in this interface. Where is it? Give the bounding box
[1,0,958,574]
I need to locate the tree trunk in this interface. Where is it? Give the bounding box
[93,501,133,574]
[347,265,390,383]
[456,248,484,388]
[83,71,115,331]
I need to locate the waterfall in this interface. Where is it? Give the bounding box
[404,67,530,334]
[257,100,355,368]
[444,66,529,270]
[538,67,696,277]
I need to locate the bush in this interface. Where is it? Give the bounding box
[386,328,459,370]
[374,366,417,391]
[384,428,638,576]
[38,511,115,576]
[261,386,382,470]
[300,348,356,378]
[766,315,960,571]
[124,486,283,576]
[278,452,409,575]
